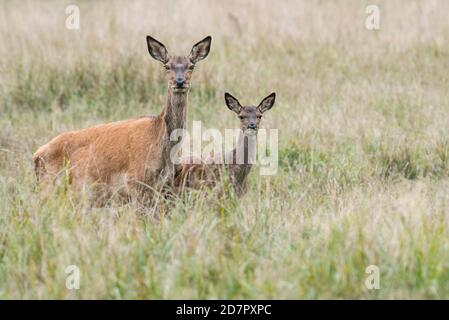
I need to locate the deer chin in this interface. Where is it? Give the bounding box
[172,86,189,93]
[244,129,257,136]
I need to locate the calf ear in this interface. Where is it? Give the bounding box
[146,36,169,64]
[224,92,242,114]
[189,36,212,64]
[258,92,276,113]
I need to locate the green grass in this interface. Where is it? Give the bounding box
[1,0,449,299]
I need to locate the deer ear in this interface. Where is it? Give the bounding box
[146,36,169,64]
[258,92,276,113]
[224,92,242,114]
[189,36,212,64]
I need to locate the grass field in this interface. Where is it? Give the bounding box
[1,0,449,299]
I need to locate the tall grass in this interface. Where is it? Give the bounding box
[1,0,449,298]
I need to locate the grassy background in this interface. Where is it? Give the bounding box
[1,0,449,299]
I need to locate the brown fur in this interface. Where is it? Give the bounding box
[33,36,211,205]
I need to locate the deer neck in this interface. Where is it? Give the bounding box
[230,131,257,183]
[162,87,188,150]
[162,87,188,136]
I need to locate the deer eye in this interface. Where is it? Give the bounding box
[164,65,170,70]
[188,65,194,70]
[257,115,262,119]
[239,116,245,120]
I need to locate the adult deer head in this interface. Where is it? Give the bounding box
[146,35,212,93]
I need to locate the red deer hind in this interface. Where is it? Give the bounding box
[33,35,212,205]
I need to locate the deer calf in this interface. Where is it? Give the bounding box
[33,36,211,205]
[175,92,276,197]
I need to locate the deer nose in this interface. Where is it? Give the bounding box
[248,123,257,130]
[175,77,185,87]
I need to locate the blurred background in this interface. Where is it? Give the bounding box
[1,0,449,299]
